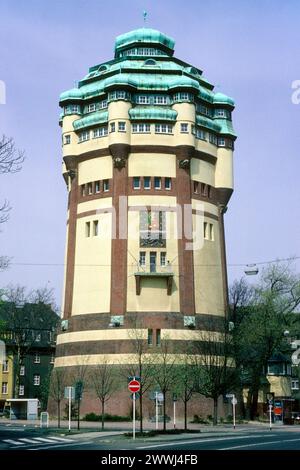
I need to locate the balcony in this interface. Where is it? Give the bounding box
[134,264,174,296]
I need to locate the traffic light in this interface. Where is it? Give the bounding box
[75,380,83,401]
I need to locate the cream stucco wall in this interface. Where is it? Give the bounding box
[78,156,112,185]
[268,376,292,397]
[77,198,113,214]
[191,158,215,186]
[128,153,176,177]
[215,148,233,189]
[72,212,112,315]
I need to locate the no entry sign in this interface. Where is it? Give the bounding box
[128,379,140,393]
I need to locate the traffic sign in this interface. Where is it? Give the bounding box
[156,392,164,402]
[231,397,237,405]
[226,394,234,398]
[64,386,75,400]
[130,393,140,400]
[128,379,141,393]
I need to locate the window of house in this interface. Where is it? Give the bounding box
[88,182,93,195]
[209,224,214,241]
[81,184,86,197]
[93,126,108,138]
[155,124,172,134]
[156,329,161,346]
[153,96,167,105]
[95,181,100,193]
[193,181,199,193]
[267,363,285,375]
[144,177,151,189]
[118,121,126,132]
[78,130,90,142]
[2,382,8,394]
[19,385,24,396]
[201,183,207,196]
[35,333,41,342]
[136,95,150,104]
[100,99,108,109]
[148,329,153,345]
[204,222,209,240]
[85,222,91,237]
[132,123,151,133]
[180,123,188,133]
[34,353,40,364]
[133,177,140,189]
[140,211,166,248]
[214,109,226,118]
[195,128,207,140]
[164,177,171,190]
[292,379,299,390]
[154,177,161,189]
[93,220,99,236]
[160,252,166,266]
[64,134,71,145]
[2,360,9,372]
[87,103,96,113]
[20,365,25,376]
[139,251,146,267]
[103,179,109,192]
[218,137,226,147]
[209,133,218,145]
[207,185,211,198]
[33,375,40,386]
[110,122,115,133]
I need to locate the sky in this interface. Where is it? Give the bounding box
[0,0,300,312]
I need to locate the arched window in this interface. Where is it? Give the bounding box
[144,59,157,66]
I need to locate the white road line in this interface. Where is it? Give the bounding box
[34,437,59,443]
[220,437,300,450]
[44,436,74,442]
[19,438,43,444]
[3,439,25,446]
[29,440,94,450]
[137,434,272,449]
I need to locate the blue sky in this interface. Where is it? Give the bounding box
[0,0,300,310]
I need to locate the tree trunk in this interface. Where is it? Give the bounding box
[213,397,218,425]
[101,399,105,431]
[245,389,252,420]
[251,389,259,420]
[77,399,80,430]
[57,400,61,428]
[139,390,143,434]
[184,400,187,431]
[163,392,166,431]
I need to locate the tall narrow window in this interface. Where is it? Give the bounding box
[156,329,161,346]
[193,181,199,194]
[93,220,99,236]
[64,135,71,145]
[133,177,140,189]
[139,251,146,267]
[164,177,171,190]
[20,365,25,376]
[88,182,93,195]
[148,329,153,345]
[33,374,40,386]
[2,360,9,372]
[95,181,100,193]
[154,177,161,189]
[204,222,208,240]
[103,179,109,192]
[209,223,214,241]
[218,137,225,147]
[81,184,86,196]
[1,382,8,394]
[19,385,24,396]
[160,252,166,266]
[110,122,115,133]
[144,177,151,189]
[85,222,91,237]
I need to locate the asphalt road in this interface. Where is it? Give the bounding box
[1,423,300,451]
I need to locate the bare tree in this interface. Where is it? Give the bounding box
[91,361,118,430]
[71,358,90,430]
[48,368,66,428]
[0,135,24,174]
[126,316,156,433]
[152,338,177,431]
[192,321,236,425]
[173,353,196,431]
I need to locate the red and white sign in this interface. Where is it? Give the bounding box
[128,379,140,393]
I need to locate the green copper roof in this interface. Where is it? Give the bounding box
[213,92,235,107]
[115,28,175,56]
[73,111,108,130]
[129,107,177,121]
[213,118,236,137]
[196,116,221,133]
[60,88,83,101]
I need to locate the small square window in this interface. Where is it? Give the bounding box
[133,177,140,189]
[64,135,71,145]
[118,121,126,132]
[154,177,161,189]
[20,365,25,376]
[164,177,171,190]
[160,252,166,266]
[19,385,24,396]
[87,103,96,113]
[34,353,40,364]
[103,179,109,192]
[180,123,188,133]
[144,177,151,189]
[218,137,226,147]
[110,122,115,133]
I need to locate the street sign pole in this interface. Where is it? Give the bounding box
[133,392,136,440]
[173,400,176,429]
[155,392,158,430]
[233,400,236,430]
[68,387,71,432]
[269,404,272,431]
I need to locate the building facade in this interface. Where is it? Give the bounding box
[55,28,236,416]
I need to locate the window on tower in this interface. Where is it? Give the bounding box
[133,177,140,189]
[140,211,166,248]
[144,177,151,189]
[164,177,171,190]
[103,179,109,192]
[180,123,188,133]
[154,177,161,189]
[64,134,71,145]
[118,121,126,132]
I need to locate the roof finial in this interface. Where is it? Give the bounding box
[143,10,148,25]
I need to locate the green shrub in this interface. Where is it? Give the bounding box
[84,413,131,422]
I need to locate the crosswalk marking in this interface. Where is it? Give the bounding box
[34,437,64,443]
[45,436,73,442]
[3,439,25,446]
[20,438,41,444]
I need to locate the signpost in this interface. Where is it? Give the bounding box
[128,379,141,440]
[173,393,177,429]
[226,394,237,429]
[64,386,75,432]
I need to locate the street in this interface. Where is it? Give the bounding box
[1,422,300,450]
